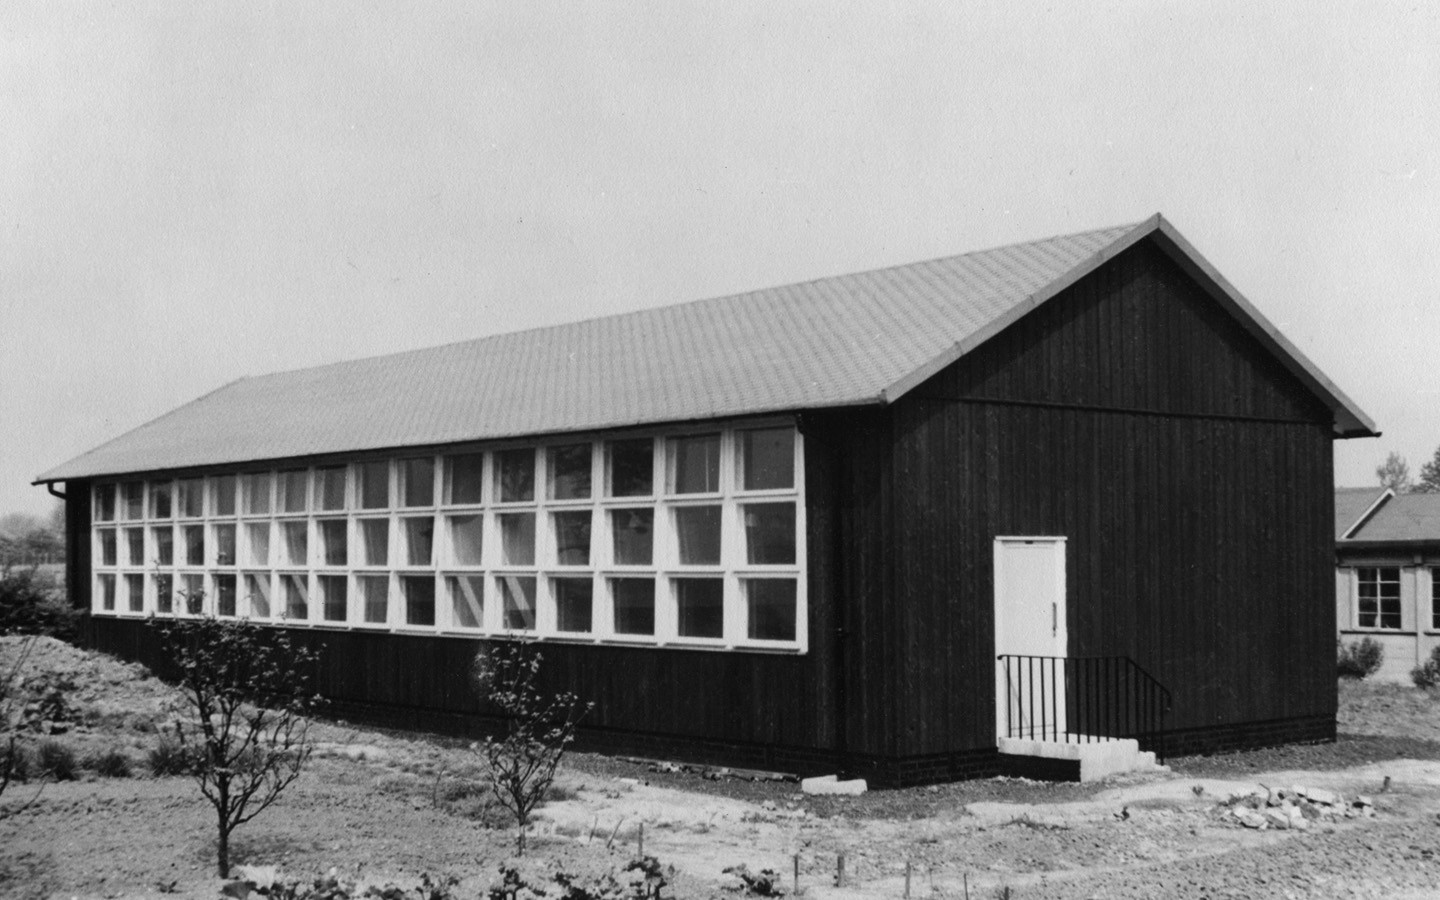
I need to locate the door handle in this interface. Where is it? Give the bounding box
[1052,603,1057,636]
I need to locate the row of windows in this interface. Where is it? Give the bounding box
[1351,566,1440,632]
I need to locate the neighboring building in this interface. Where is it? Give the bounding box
[37,215,1377,785]
[1335,487,1440,681]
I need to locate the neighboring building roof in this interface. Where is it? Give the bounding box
[1340,491,1440,545]
[1335,487,1392,539]
[37,214,1379,483]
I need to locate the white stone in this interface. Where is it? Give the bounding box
[800,774,868,795]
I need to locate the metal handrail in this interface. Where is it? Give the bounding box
[996,654,1173,762]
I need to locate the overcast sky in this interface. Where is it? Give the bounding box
[3,2,1436,517]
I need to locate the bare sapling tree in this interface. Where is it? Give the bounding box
[473,639,592,855]
[0,634,41,814]
[151,608,318,877]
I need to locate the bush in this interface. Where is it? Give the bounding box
[1338,637,1384,679]
[148,734,197,776]
[3,742,34,783]
[1413,646,1440,688]
[0,564,76,639]
[85,748,133,778]
[36,740,77,780]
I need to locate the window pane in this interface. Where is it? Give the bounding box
[741,428,795,491]
[401,457,435,508]
[675,578,723,638]
[98,573,116,610]
[674,506,721,565]
[281,521,308,566]
[246,523,270,566]
[318,519,348,566]
[98,530,117,566]
[358,575,389,624]
[743,503,796,564]
[548,444,592,500]
[94,485,116,522]
[1433,567,1440,630]
[610,509,653,565]
[612,578,654,636]
[358,461,390,509]
[447,575,484,629]
[283,574,309,620]
[746,579,796,641]
[152,527,173,566]
[182,525,205,566]
[499,575,536,630]
[317,467,347,511]
[402,517,434,566]
[359,519,389,565]
[553,511,592,565]
[319,574,347,622]
[445,453,485,505]
[497,449,535,502]
[180,574,204,614]
[245,573,272,618]
[278,470,308,513]
[216,574,237,617]
[153,573,172,614]
[178,478,204,517]
[607,439,653,497]
[402,576,435,626]
[214,524,236,566]
[449,514,484,565]
[212,475,237,517]
[124,573,144,612]
[669,434,720,494]
[242,473,272,515]
[499,513,535,565]
[150,482,173,519]
[120,483,144,520]
[554,578,593,633]
[124,528,145,566]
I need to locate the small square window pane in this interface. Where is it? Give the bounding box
[359,519,389,565]
[497,449,535,502]
[449,514,484,566]
[610,509,653,565]
[402,576,435,626]
[150,482,173,519]
[178,479,204,517]
[97,573,116,610]
[743,503,796,564]
[358,461,390,509]
[358,575,389,624]
[401,457,435,508]
[447,575,484,629]
[120,483,144,520]
[607,439,653,497]
[152,527,173,566]
[548,444,592,500]
[402,517,434,566]
[675,578,723,639]
[674,506,722,565]
[98,530,117,566]
[242,473,272,515]
[668,434,720,494]
[212,476,237,517]
[245,573,272,618]
[214,524,236,566]
[746,579,796,641]
[319,574,348,622]
[245,523,270,566]
[182,525,205,566]
[611,578,654,636]
[445,453,485,505]
[124,528,145,566]
[499,575,536,630]
[180,574,204,614]
[94,485,116,522]
[282,573,309,620]
[554,578,593,633]
[124,573,144,612]
[215,574,237,617]
[553,511,591,565]
[318,520,348,566]
[741,428,795,491]
[317,467,347,511]
[153,573,173,614]
[499,513,535,565]
[278,470,308,513]
[281,521,308,566]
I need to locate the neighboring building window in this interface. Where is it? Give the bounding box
[1432,568,1440,631]
[1357,567,1401,630]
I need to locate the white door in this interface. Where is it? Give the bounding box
[994,537,1067,741]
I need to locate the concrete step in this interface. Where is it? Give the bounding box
[998,735,1165,782]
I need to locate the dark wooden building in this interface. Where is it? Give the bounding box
[38,215,1376,785]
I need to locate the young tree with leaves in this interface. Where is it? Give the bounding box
[1416,447,1440,494]
[473,640,591,855]
[1377,451,1413,493]
[151,613,317,876]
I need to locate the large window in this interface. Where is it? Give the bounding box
[87,421,806,651]
[1357,567,1401,630]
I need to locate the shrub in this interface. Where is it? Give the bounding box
[148,735,197,776]
[1338,637,1384,679]
[36,740,77,780]
[0,563,77,639]
[4,742,33,783]
[86,748,133,778]
[1413,645,1440,688]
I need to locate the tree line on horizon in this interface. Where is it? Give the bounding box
[0,503,65,566]
[1375,448,1440,494]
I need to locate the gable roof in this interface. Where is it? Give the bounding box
[1341,490,1440,545]
[37,214,1378,483]
[1335,486,1392,540]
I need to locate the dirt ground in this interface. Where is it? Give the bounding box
[5,636,1440,899]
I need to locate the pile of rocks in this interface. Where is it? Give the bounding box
[1218,784,1374,831]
